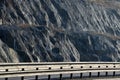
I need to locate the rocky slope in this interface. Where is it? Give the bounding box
[0,0,120,62]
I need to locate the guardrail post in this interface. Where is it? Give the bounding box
[59,67,63,80]
[113,71,115,76]
[105,72,108,76]
[70,73,73,79]
[5,77,8,80]
[48,67,51,80]
[60,74,62,80]
[89,72,92,77]
[48,75,51,80]
[80,73,83,78]
[21,68,25,80]
[70,66,73,79]
[98,72,100,77]
[35,68,39,80]
[5,69,8,80]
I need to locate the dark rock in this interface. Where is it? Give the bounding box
[0,0,120,62]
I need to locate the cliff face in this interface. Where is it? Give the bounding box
[0,0,120,62]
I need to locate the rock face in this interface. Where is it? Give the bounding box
[0,0,120,62]
[0,38,19,62]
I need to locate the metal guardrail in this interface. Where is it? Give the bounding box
[0,62,120,80]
